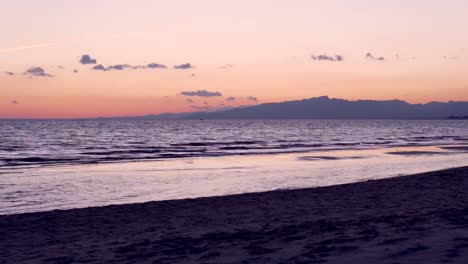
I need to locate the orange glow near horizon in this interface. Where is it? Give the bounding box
[1,0,468,118]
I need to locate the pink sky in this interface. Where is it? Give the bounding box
[1,0,467,118]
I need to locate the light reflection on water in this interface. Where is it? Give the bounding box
[2,119,468,168]
[1,145,468,215]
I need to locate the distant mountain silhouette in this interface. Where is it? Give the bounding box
[96,112,200,120]
[98,96,468,120]
[187,96,468,119]
[448,116,468,120]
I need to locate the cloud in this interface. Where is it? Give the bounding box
[92,64,136,71]
[91,63,149,71]
[180,90,222,97]
[395,54,416,61]
[92,64,107,71]
[365,53,385,61]
[73,69,78,73]
[4,71,14,76]
[219,64,234,69]
[226,96,236,101]
[24,67,53,77]
[11,100,19,104]
[174,63,195,70]
[86,59,167,72]
[147,63,167,69]
[186,98,194,104]
[80,54,97,65]
[246,96,258,102]
[107,64,133,71]
[443,56,459,60]
[0,43,55,53]
[311,54,344,62]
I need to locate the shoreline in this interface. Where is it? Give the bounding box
[2,167,468,263]
[3,145,468,216]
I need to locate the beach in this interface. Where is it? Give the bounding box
[1,167,468,263]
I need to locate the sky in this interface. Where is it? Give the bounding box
[1,0,467,118]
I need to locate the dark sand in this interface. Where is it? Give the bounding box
[2,167,468,264]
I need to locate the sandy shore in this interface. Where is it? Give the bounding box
[1,167,468,263]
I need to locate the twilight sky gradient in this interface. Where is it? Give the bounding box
[1,0,467,118]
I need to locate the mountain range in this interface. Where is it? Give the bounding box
[98,96,468,120]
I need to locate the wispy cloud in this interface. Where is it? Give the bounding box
[24,67,53,77]
[226,96,236,101]
[11,100,19,104]
[180,90,222,97]
[91,62,167,71]
[0,43,55,53]
[395,54,416,61]
[246,96,258,102]
[219,64,234,69]
[365,52,385,61]
[4,71,15,76]
[174,63,195,70]
[311,54,344,62]
[147,63,167,69]
[107,64,134,71]
[443,55,459,61]
[92,64,136,71]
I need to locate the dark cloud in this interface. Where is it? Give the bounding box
[92,64,147,71]
[311,54,344,62]
[92,64,134,71]
[86,59,168,72]
[4,71,15,76]
[174,63,195,70]
[92,64,107,71]
[226,96,236,101]
[180,90,222,97]
[25,67,53,77]
[11,100,19,104]
[80,54,97,65]
[246,96,258,102]
[107,64,133,71]
[147,63,167,69]
[365,53,385,61]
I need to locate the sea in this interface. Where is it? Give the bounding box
[1,119,468,214]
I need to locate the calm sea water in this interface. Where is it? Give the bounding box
[1,119,468,169]
[2,119,468,214]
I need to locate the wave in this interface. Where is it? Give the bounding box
[1,119,468,169]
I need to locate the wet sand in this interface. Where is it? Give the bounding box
[1,167,468,263]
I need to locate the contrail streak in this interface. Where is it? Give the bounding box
[0,43,55,53]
